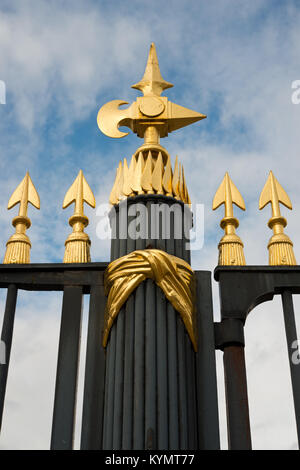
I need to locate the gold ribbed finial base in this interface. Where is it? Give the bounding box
[63,232,91,263]
[218,234,246,266]
[3,234,31,264]
[268,233,297,266]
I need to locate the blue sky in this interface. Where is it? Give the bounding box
[0,0,300,449]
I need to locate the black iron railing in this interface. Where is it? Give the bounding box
[0,263,299,450]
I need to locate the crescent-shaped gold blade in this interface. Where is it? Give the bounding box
[97,99,131,138]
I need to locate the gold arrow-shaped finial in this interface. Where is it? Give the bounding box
[63,170,96,263]
[4,172,40,264]
[97,42,206,161]
[213,172,246,265]
[259,171,296,265]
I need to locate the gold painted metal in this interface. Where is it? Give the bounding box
[103,249,197,350]
[109,153,191,206]
[259,171,296,265]
[99,43,206,207]
[4,172,40,264]
[63,170,96,263]
[213,172,246,265]
[97,43,206,147]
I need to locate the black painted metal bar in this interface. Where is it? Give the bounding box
[122,210,136,449]
[281,290,300,448]
[51,285,83,450]
[0,263,107,292]
[182,210,196,449]
[223,344,252,450]
[156,202,168,449]
[156,283,168,449]
[145,278,157,449]
[174,208,188,450]
[133,229,146,449]
[103,316,117,449]
[0,284,18,431]
[195,271,220,449]
[166,208,179,449]
[80,282,106,450]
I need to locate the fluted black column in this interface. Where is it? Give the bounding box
[102,195,196,450]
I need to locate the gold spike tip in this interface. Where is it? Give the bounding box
[3,172,40,264]
[132,43,173,96]
[97,43,206,145]
[213,172,246,266]
[62,170,95,263]
[259,171,297,265]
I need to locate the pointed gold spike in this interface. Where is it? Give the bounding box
[127,155,136,197]
[162,154,172,196]
[115,161,124,202]
[63,170,96,263]
[181,166,191,206]
[213,172,245,215]
[132,152,144,194]
[122,158,132,197]
[152,152,164,194]
[179,164,185,201]
[172,156,180,199]
[182,166,188,204]
[132,43,173,97]
[109,162,121,205]
[213,172,246,266]
[259,171,296,265]
[4,172,40,264]
[141,151,154,193]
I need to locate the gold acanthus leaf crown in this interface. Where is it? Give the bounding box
[97,43,206,206]
[109,153,191,206]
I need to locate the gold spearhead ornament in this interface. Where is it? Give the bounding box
[63,170,96,263]
[4,172,40,264]
[259,171,296,265]
[99,43,200,206]
[213,172,246,265]
[97,43,206,160]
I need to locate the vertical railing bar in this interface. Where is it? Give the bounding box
[281,289,300,448]
[223,344,252,450]
[0,284,18,431]
[195,271,220,450]
[51,285,83,450]
[80,283,106,449]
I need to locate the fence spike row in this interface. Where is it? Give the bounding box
[213,172,246,266]
[259,170,297,265]
[3,172,40,264]
[63,170,96,263]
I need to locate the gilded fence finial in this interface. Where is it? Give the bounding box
[4,172,40,264]
[63,170,96,263]
[259,171,296,265]
[98,43,205,206]
[213,172,246,265]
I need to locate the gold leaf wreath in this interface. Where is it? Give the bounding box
[103,248,196,350]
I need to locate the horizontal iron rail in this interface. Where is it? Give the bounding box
[215,265,300,321]
[0,262,108,292]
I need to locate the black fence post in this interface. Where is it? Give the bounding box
[0,284,18,431]
[51,285,83,450]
